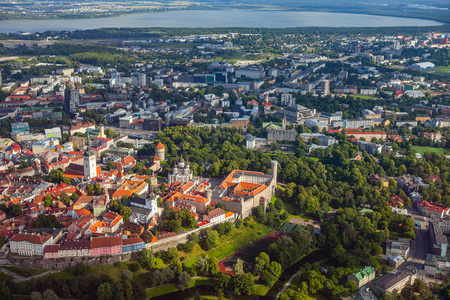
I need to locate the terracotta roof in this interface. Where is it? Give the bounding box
[155,141,165,149]
[123,221,144,234]
[75,209,90,217]
[225,212,234,218]
[122,237,144,246]
[11,233,52,244]
[112,189,132,198]
[121,155,136,166]
[208,208,225,218]
[156,232,177,240]
[67,163,84,173]
[91,236,122,249]
[419,200,449,213]
[153,154,160,161]
[178,194,209,204]
[44,244,60,253]
[89,220,103,233]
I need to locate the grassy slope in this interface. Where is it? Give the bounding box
[0,270,15,282]
[1,266,48,277]
[146,276,215,298]
[181,219,273,267]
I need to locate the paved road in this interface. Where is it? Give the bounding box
[0,266,57,283]
[274,269,301,300]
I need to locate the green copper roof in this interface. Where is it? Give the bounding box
[263,122,283,129]
[354,266,375,281]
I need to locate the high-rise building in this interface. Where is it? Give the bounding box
[393,40,401,50]
[70,89,80,113]
[355,44,361,55]
[138,73,147,87]
[321,80,330,96]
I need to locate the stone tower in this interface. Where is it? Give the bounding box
[271,160,278,184]
[155,141,165,161]
[83,134,96,180]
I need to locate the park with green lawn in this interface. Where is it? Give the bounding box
[412,146,450,155]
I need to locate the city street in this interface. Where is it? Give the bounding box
[409,227,430,264]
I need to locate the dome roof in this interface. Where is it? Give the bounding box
[178,156,185,163]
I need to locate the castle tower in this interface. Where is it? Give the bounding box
[271,160,278,184]
[99,125,105,138]
[155,141,165,161]
[83,134,96,180]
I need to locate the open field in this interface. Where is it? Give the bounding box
[349,94,376,100]
[146,284,179,298]
[427,65,450,73]
[412,146,450,155]
[280,222,298,232]
[254,284,271,296]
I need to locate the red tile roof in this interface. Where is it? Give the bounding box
[122,237,144,246]
[121,155,136,166]
[44,244,60,253]
[155,141,165,149]
[11,233,52,244]
[91,236,122,249]
[419,200,449,213]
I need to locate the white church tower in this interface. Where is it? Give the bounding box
[83,135,96,180]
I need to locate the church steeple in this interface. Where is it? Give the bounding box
[83,132,96,180]
[84,132,94,157]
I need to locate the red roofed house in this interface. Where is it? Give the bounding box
[0,209,5,221]
[416,200,450,219]
[10,233,53,256]
[390,195,405,207]
[68,214,96,235]
[102,212,123,233]
[44,244,60,259]
[426,175,441,183]
[121,155,137,168]
[203,208,225,223]
[91,236,122,256]
[176,194,210,214]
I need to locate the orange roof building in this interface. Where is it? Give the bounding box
[112,180,148,200]
[212,167,277,218]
